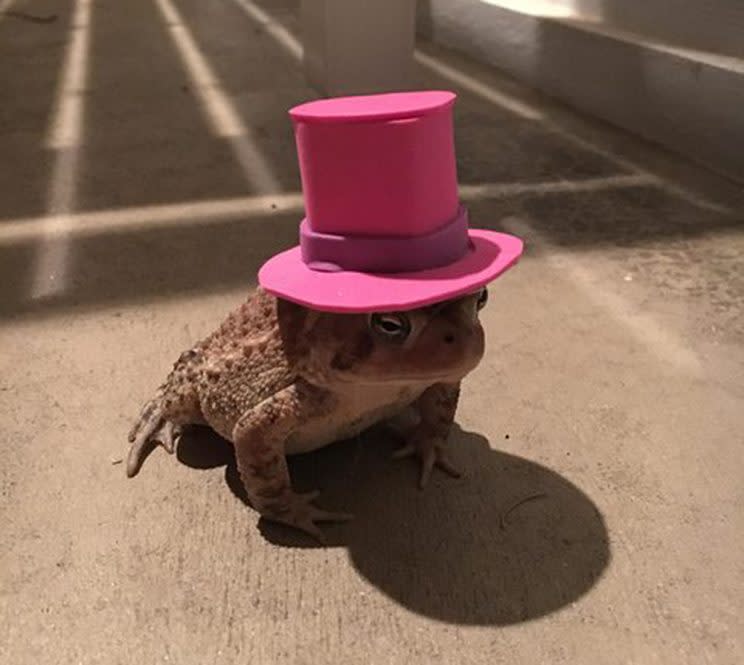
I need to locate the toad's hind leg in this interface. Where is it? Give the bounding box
[126,387,202,477]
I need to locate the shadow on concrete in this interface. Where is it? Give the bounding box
[78,0,310,210]
[0,0,75,220]
[2,0,741,323]
[0,211,298,319]
[178,423,610,626]
[3,177,740,321]
[453,98,627,186]
[466,184,741,248]
[0,0,308,321]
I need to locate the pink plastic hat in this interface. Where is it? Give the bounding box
[258,90,523,313]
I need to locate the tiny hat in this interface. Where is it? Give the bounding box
[258,90,523,313]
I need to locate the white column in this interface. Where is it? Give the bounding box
[301,0,416,96]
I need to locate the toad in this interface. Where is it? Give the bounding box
[126,286,488,541]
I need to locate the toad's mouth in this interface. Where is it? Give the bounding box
[331,364,482,386]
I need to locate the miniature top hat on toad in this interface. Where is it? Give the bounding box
[258,90,523,313]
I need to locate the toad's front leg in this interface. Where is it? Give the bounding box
[233,383,352,543]
[394,382,463,488]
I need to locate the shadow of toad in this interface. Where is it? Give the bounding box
[177,424,610,626]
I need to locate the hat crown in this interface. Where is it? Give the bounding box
[257,91,524,313]
[291,91,459,238]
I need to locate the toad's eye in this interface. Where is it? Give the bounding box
[369,313,411,340]
[476,287,489,310]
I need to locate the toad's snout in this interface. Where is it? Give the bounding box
[440,321,485,370]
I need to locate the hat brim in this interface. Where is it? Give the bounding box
[258,229,523,313]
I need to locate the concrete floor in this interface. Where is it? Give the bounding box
[1,0,743,663]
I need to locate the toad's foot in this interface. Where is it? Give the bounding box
[126,400,182,477]
[393,433,462,489]
[259,490,353,544]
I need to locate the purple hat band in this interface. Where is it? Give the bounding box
[300,206,471,273]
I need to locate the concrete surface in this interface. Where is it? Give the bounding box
[1,0,743,663]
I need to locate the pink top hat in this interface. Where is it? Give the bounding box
[258,91,523,313]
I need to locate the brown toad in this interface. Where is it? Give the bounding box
[127,286,488,541]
